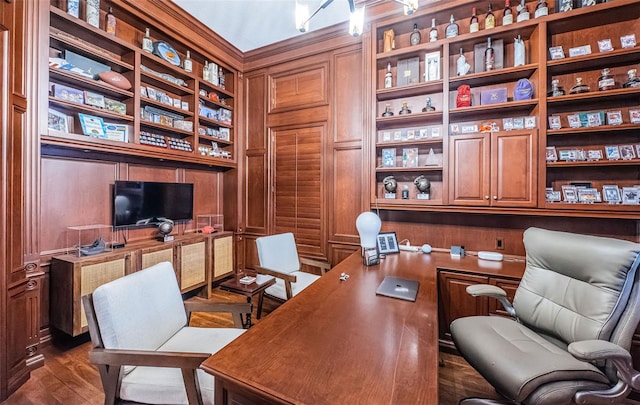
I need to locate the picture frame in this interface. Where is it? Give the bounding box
[140,86,148,98]
[586,112,602,127]
[402,147,419,168]
[548,115,562,129]
[424,51,441,81]
[546,146,557,162]
[377,232,400,254]
[382,148,396,167]
[605,145,621,160]
[567,114,581,128]
[620,144,636,160]
[577,188,599,203]
[48,108,69,132]
[620,34,637,49]
[562,185,578,203]
[146,87,157,100]
[502,118,514,131]
[635,144,640,158]
[78,113,106,138]
[545,188,561,202]
[513,117,525,129]
[606,111,623,125]
[556,0,573,12]
[524,116,536,129]
[597,39,614,53]
[622,187,639,205]
[419,129,429,139]
[587,149,603,161]
[431,126,441,138]
[548,46,565,60]
[630,109,640,124]
[558,149,578,161]
[603,185,621,203]
[382,131,391,142]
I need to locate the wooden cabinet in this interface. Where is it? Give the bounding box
[50,250,133,336]
[50,232,234,336]
[438,270,520,346]
[449,130,537,207]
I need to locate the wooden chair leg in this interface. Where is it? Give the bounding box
[98,364,121,405]
[257,291,265,319]
[181,368,203,405]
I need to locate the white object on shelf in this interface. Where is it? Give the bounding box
[478,251,504,261]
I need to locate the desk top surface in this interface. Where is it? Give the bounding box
[201,251,525,404]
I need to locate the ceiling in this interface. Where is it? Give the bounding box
[172,0,354,52]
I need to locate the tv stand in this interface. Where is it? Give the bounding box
[50,231,234,336]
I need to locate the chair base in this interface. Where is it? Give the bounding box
[460,398,514,405]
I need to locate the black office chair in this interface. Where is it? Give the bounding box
[451,227,640,404]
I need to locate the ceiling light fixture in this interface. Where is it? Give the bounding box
[296,0,365,37]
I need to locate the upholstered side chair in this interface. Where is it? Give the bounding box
[82,261,251,405]
[256,232,330,308]
[450,227,640,405]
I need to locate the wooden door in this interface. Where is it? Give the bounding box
[491,130,537,208]
[272,126,324,257]
[438,271,489,342]
[449,134,490,206]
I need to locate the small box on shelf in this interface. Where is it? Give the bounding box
[66,224,115,257]
[197,214,223,233]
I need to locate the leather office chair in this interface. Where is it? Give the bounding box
[82,261,251,405]
[256,232,330,307]
[451,227,640,405]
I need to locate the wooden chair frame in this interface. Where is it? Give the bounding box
[82,294,251,405]
[257,257,331,301]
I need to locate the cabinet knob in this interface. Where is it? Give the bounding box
[493,196,497,200]
[484,195,489,200]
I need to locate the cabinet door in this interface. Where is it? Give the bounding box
[80,258,127,334]
[491,130,537,208]
[438,271,489,342]
[489,277,520,317]
[178,241,207,292]
[213,235,234,279]
[449,134,490,206]
[140,245,174,270]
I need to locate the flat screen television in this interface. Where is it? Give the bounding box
[113,181,194,227]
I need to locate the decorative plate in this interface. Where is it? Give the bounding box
[152,41,181,66]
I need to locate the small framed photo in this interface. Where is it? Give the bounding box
[567,114,581,128]
[546,188,561,202]
[513,117,525,129]
[562,185,578,203]
[605,145,621,160]
[503,118,514,131]
[546,146,558,162]
[382,131,391,142]
[587,149,603,161]
[635,144,640,158]
[581,0,596,6]
[146,87,157,100]
[524,116,536,129]
[461,124,478,134]
[377,232,400,254]
[424,51,441,81]
[620,34,637,49]
[140,86,148,98]
[603,185,621,203]
[557,0,573,12]
[406,129,415,140]
[586,112,602,127]
[549,46,565,60]
[597,39,614,53]
[449,124,460,134]
[622,187,639,205]
[48,108,70,132]
[393,130,402,141]
[431,126,441,138]
[84,91,105,109]
[558,149,578,161]
[418,129,428,139]
[382,148,396,167]
[620,144,636,160]
[607,111,623,125]
[577,188,599,203]
[630,109,640,124]
[568,45,591,57]
[78,113,106,138]
[548,115,562,129]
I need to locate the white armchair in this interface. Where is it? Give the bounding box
[256,233,330,306]
[82,261,251,405]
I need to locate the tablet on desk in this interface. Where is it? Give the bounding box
[376,276,419,302]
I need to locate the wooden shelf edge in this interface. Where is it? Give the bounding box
[547,124,640,136]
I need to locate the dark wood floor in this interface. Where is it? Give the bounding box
[0,288,524,404]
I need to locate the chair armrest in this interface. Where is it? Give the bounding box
[300,257,331,275]
[466,284,518,321]
[184,299,252,328]
[569,340,640,391]
[256,266,297,283]
[89,347,209,369]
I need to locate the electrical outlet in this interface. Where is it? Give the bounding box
[496,238,504,250]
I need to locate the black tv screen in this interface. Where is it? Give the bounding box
[113,181,194,227]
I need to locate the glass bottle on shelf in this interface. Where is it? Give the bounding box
[422,97,436,112]
[547,79,566,97]
[514,35,525,66]
[598,68,616,91]
[399,101,412,115]
[382,104,394,117]
[457,48,471,76]
[410,23,421,46]
[429,18,438,42]
[384,63,393,88]
[485,37,495,71]
[534,0,549,17]
[502,0,513,25]
[569,77,590,94]
[183,51,193,73]
[219,68,226,89]
[623,69,640,88]
[445,14,459,38]
[142,28,153,53]
[485,4,496,29]
[203,61,211,82]
[516,0,530,22]
[105,6,116,35]
[469,7,479,33]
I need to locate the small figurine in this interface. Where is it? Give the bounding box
[383,176,397,194]
[414,175,431,196]
[422,97,436,112]
[399,101,412,115]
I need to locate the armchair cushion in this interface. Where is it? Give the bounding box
[451,316,610,402]
[120,326,245,405]
[256,232,300,274]
[265,270,320,301]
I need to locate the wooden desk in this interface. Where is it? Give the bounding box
[202,251,441,404]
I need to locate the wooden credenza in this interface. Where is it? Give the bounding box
[50,232,234,336]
